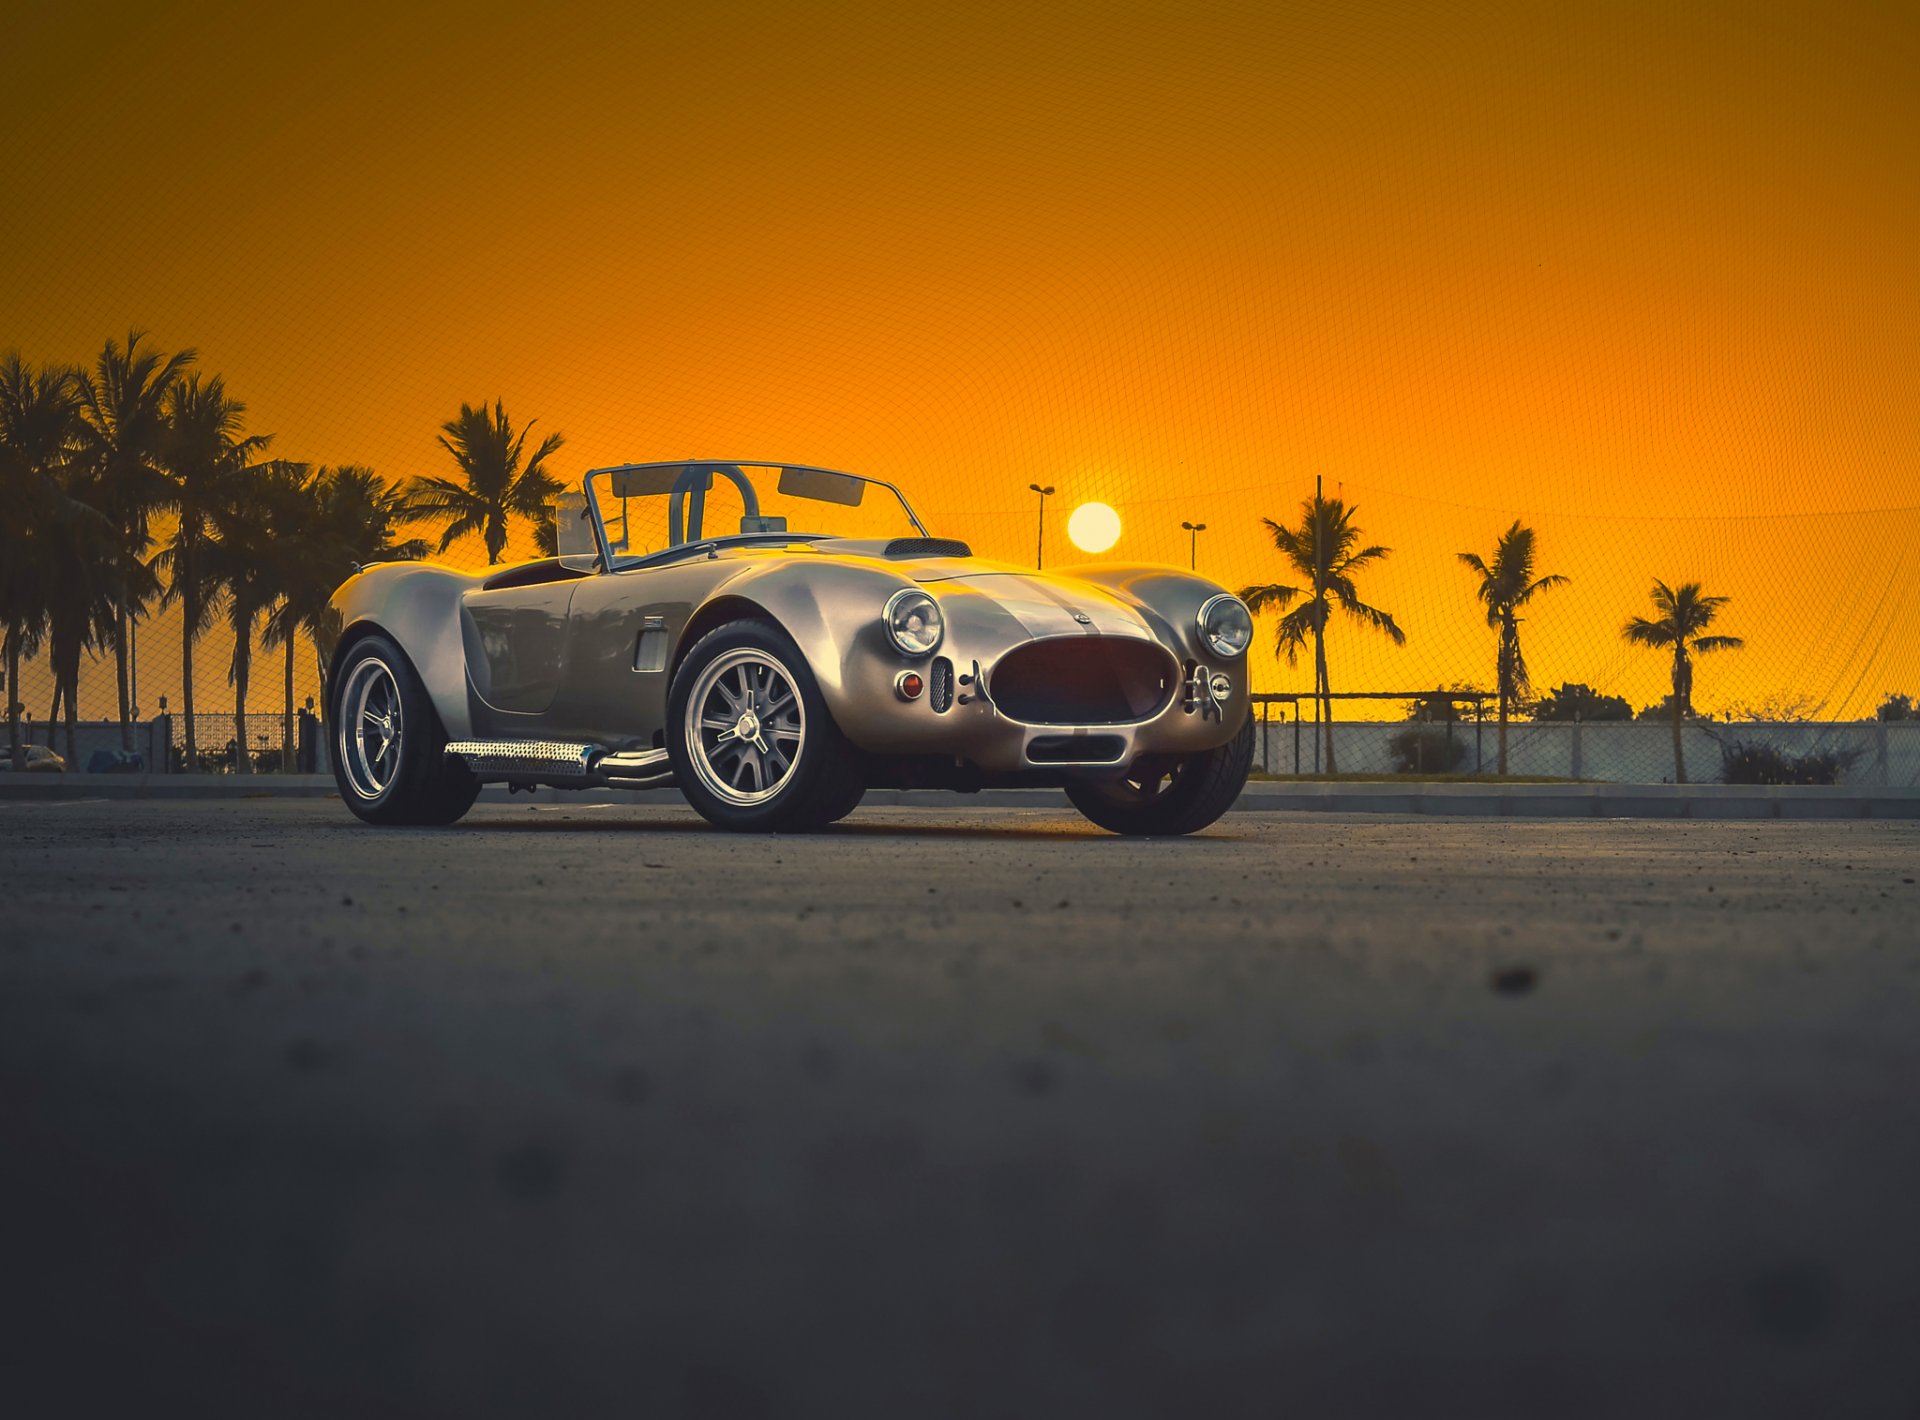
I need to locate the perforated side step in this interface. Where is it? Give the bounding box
[445,741,675,789]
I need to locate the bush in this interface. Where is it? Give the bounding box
[1531,683,1633,722]
[1877,693,1915,722]
[1719,739,1863,786]
[1388,726,1468,774]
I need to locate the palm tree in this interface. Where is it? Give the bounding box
[154,375,274,768]
[206,463,306,774]
[1623,580,1744,783]
[264,466,427,768]
[1239,492,1404,773]
[75,332,196,747]
[408,400,563,564]
[0,355,85,769]
[1457,520,1567,774]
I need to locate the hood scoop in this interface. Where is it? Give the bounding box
[883,537,971,559]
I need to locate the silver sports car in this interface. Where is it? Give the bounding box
[327,461,1254,833]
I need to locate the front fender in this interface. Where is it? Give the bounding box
[700,558,914,718]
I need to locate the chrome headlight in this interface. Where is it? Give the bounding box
[1197,594,1253,659]
[883,589,944,656]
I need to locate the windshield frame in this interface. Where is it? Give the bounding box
[580,460,931,570]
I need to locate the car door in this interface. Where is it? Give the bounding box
[460,580,580,717]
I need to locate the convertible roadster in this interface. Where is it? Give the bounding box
[327,461,1254,833]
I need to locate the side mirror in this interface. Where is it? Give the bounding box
[552,490,599,571]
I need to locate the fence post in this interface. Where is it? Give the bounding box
[1293,707,1301,775]
[1877,718,1890,788]
[1571,711,1583,781]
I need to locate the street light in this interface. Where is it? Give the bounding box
[1028,483,1055,569]
[1181,520,1207,570]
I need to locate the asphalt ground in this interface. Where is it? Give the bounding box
[2,799,1917,1418]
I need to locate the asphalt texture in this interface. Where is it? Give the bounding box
[3,799,1917,1419]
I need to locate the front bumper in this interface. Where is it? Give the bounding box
[829,630,1249,776]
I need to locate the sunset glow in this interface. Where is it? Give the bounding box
[3,0,1915,722]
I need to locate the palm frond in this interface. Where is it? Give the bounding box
[1238,581,1300,615]
[1623,615,1675,647]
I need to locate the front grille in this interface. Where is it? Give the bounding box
[1027,733,1127,764]
[989,637,1176,725]
[930,657,955,712]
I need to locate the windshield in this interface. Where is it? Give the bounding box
[581,462,927,567]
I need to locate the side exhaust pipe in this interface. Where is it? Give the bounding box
[445,741,675,790]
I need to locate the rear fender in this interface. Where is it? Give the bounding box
[328,563,480,739]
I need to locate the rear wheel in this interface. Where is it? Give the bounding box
[1065,711,1253,836]
[330,634,479,826]
[667,619,865,832]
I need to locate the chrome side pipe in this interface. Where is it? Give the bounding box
[445,740,675,790]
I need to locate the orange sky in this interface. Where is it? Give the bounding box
[4,0,1915,720]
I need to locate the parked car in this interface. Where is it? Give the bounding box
[86,749,146,774]
[327,461,1254,833]
[0,745,66,773]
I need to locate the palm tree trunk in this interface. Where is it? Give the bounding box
[282,633,295,773]
[183,599,198,770]
[5,621,22,771]
[115,603,133,750]
[63,665,79,766]
[233,636,252,775]
[1315,627,1337,774]
[1671,652,1687,784]
[47,681,61,749]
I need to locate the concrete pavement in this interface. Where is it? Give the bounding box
[3,800,1918,1417]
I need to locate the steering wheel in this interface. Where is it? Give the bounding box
[668,464,762,546]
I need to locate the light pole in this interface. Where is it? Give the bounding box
[1029,484,1055,569]
[1181,520,1207,570]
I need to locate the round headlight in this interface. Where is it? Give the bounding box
[884,589,944,656]
[1197,594,1253,659]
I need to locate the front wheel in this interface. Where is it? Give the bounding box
[1065,712,1253,836]
[666,619,865,832]
[330,634,479,826]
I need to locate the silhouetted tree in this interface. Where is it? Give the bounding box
[408,401,563,565]
[263,465,427,768]
[0,355,85,768]
[1239,493,1404,773]
[154,375,272,767]
[1458,521,1566,773]
[1531,683,1632,722]
[1623,580,1743,783]
[74,332,195,747]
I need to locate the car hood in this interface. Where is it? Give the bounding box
[912,566,1161,642]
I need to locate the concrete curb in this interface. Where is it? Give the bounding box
[8,775,1916,819]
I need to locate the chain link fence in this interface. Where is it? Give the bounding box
[1251,695,1918,786]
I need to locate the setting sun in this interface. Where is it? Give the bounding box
[1067,502,1122,554]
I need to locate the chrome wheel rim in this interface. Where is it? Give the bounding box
[338,656,404,800]
[685,648,806,806]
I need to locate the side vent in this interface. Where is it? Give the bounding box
[633,616,669,672]
[930,657,955,712]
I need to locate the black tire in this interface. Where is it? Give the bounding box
[330,633,479,826]
[666,618,865,832]
[1065,711,1253,836]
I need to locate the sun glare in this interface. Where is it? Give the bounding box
[1067,502,1122,554]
